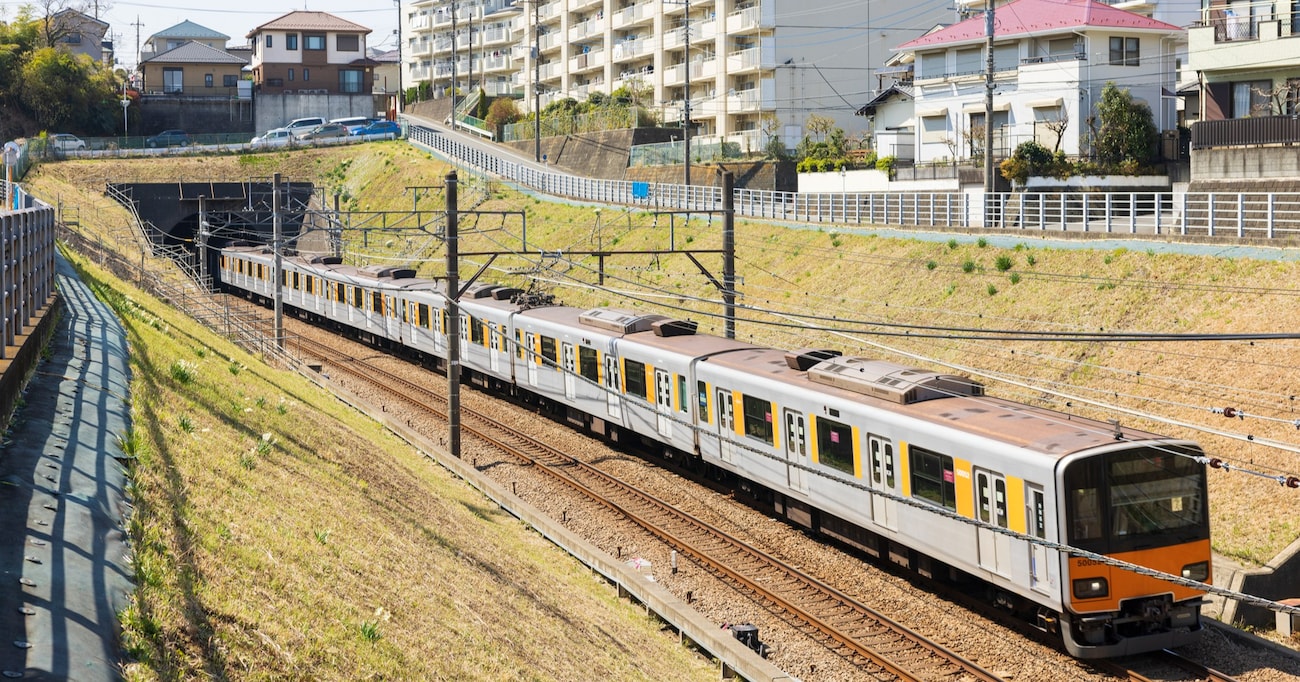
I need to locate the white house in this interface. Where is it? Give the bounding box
[887,0,1183,165]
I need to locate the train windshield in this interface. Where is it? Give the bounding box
[1064,446,1208,553]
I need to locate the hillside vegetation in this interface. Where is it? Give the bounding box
[28,142,1300,576]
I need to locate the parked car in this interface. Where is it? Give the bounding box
[250,128,294,149]
[354,120,401,139]
[286,117,326,137]
[48,134,86,152]
[330,116,372,135]
[146,129,189,147]
[298,123,350,140]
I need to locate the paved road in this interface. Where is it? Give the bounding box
[0,254,132,680]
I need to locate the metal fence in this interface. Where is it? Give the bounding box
[1191,116,1300,150]
[501,105,654,142]
[405,120,1300,240]
[0,185,57,358]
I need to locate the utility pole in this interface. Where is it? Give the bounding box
[450,0,458,113]
[395,0,403,114]
[445,171,462,459]
[722,171,735,339]
[983,5,995,195]
[273,173,284,350]
[684,0,692,187]
[132,17,143,73]
[533,0,541,162]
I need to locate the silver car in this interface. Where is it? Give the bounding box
[251,128,294,149]
[49,134,86,152]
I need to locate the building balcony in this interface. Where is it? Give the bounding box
[539,1,562,21]
[726,5,760,33]
[726,88,760,112]
[481,26,512,46]
[568,16,608,41]
[611,38,650,62]
[569,48,607,72]
[612,2,653,30]
[568,0,603,12]
[410,15,431,31]
[481,53,512,72]
[725,45,773,73]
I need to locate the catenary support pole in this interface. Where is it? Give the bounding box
[446,171,462,459]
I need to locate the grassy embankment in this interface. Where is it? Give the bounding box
[58,245,718,679]
[29,139,1300,616]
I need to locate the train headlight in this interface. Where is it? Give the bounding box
[1181,561,1209,582]
[1073,577,1109,599]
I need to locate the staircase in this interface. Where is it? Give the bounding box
[451,90,495,140]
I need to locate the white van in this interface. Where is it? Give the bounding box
[286,117,326,137]
[330,117,372,135]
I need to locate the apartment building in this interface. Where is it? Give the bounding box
[402,0,950,149]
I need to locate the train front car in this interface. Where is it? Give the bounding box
[1058,442,1210,657]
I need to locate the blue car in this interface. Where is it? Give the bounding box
[354,120,401,139]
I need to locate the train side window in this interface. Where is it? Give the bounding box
[624,359,647,398]
[741,394,774,445]
[371,292,382,312]
[515,330,523,359]
[815,417,854,475]
[977,471,992,523]
[697,381,709,424]
[539,336,558,366]
[470,316,484,344]
[677,375,687,413]
[578,346,599,382]
[351,287,362,308]
[884,442,895,488]
[292,272,301,289]
[911,446,956,510]
[995,477,1008,527]
[257,264,265,280]
[1029,485,1047,539]
[418,303,430,327]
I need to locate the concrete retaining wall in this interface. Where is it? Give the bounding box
[139,96,257,136]
[1223,536,1300,629]
[254,93,388,134]
[1192,146,1300,187]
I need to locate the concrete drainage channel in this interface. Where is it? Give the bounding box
[307,371,797,682]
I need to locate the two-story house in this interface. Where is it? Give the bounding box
[247,11,375,94]
[884,0,1182,165]
[1188,1,1300,119]
[140,41,249,96]
[50,9,111,66]
[140,21,232,64]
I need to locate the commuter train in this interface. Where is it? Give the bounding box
[217,245,1211,658]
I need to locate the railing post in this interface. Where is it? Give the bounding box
[1180,192,1188,236]
[1130,193,1137,234]
[1208,193,1215,237]
[1105,193,1113,233]
[1268,193,1275,239]
[1237,192,1245,238]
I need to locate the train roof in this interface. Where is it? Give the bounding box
[701,347,1177,459]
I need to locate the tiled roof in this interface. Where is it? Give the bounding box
[898,0,1182,50]
[151,20,229,41]
[248,11,371,37]
[143,40,247,65]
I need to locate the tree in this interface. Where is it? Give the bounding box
[1093,82,1157,168]
[485,97,520,132]
[18,46,119,133]
[806,113,834,142]
[1042,108,1069,153]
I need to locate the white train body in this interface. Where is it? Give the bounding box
[218,246,1212,658]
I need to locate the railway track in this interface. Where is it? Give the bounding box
[290,333,1004,681]
[1093,648,1238,682]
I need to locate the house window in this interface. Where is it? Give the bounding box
[64,32,82,44]
[288,68,294,82]
[921,115,947,144]
[267,78,284,87]
[954,47,981,75]
[303,68,309,82]
[265,34,273,48]
[223,74,238,87]
[205,74,213,87]
[1108,36,1139,66]
[918,51,945,79]
[286,33,298,50]
[337,34,359,51]
[339,69,364,93]
[1233,80,1272,117]
[163,67,183,93]
[305,34,326,50]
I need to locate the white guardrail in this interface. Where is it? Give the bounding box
[405,121,1300,240]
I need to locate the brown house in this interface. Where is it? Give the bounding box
[247,11,376,95]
